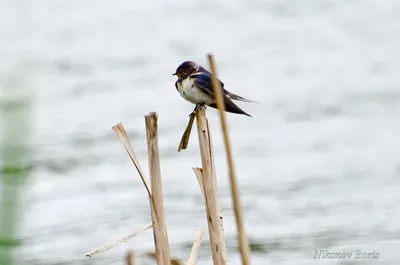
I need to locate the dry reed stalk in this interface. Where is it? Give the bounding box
[147,252,184,265]
[86,123,155,258]
[85,223,153,257]
[112,121,170,265]
[186,228,204,265]
[145,112,171,265]
[112,123,152,197]
[194,106,228,265]
[126,250,136,265]
[207,54,251,265]
[178,111,196,151]
[112,122,160,255]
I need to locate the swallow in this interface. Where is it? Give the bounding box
[172,61,255,117]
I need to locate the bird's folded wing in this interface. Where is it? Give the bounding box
[190,72,225,96]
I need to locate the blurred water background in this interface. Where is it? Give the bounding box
[1,0,400,264]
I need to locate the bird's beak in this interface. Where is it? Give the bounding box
[172,73,177,76]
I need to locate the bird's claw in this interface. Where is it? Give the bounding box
[188,104,206,117]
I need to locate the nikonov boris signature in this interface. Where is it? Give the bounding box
[173,61,255,117]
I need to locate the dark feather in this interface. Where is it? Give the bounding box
[191,72,224,96]
[175,80,179,91]
[208,95,252,117]
[226,92,258,103]
[191,72,255,103]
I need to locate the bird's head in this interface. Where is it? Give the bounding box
[172,61,199,79]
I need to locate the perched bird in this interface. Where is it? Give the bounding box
[173,61,254,117]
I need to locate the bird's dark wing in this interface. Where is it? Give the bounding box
[190,72,225,96]
[191,71,257,104]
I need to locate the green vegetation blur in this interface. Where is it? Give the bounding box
[1,67,33,265]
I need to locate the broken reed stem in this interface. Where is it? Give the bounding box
[186,228,204,265]
[178,111,196,151]
[171,259,184,265]
[87,123,158,259]
[112,121,167,264]
[145,112,171,265]
[112,122,161,255]
[126,250,136,265]
[207,54,251,265]
[112,123,152,197]
[85,223,153,257]
[147,253,184,265]
[193,168,205,199]
[194,106,228,265]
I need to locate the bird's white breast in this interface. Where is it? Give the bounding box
[177,77,214,105]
